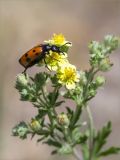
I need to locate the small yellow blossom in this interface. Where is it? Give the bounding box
[51,34,66,45]
[45,51,69,71]
[57,63,80,89]
[44,33,72,46]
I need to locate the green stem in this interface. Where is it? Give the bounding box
[86,105,94,160]
[83,68,99,99]
[47,110,54,126]
[42,87,53,120]
[39,88,54,127]
[73,148,83,160]
[51,86,59,117]
[70,68,95,129]
[83,68,94,97]
[41,87,49,104]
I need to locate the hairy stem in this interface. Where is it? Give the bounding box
[41,87,49,104]
[86,105,94,160]
[73,148,83,160]
[70,68,95,129]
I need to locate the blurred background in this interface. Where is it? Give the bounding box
[0,0,120,160]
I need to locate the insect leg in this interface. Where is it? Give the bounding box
[22,68,27,74]
[44,58,51,71]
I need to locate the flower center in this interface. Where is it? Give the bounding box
[52,34,65,45]
[64,68,75,82]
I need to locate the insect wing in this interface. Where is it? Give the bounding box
[19,45,43,68]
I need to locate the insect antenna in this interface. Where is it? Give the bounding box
[62,42,72,47]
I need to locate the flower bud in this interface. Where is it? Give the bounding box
[99,57,113,71]
[21,89,28,96]
[95,76,105,87]
[12,122,28,139]
[16,73,29,86]
[57,113,69,127]
[88,88,97,97]
[30,119,41,131]
[104,35,120,51]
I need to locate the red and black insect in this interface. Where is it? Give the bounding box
[19,44,65,73]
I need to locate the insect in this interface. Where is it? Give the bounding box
[19,44,66,73]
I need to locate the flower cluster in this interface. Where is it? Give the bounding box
[44,34,80,90]
[89,35,120,71]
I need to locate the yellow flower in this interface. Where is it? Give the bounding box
[51,33,66,45]
[57,63,80,89]
[45,51,69,71]
[44,33,72,46]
